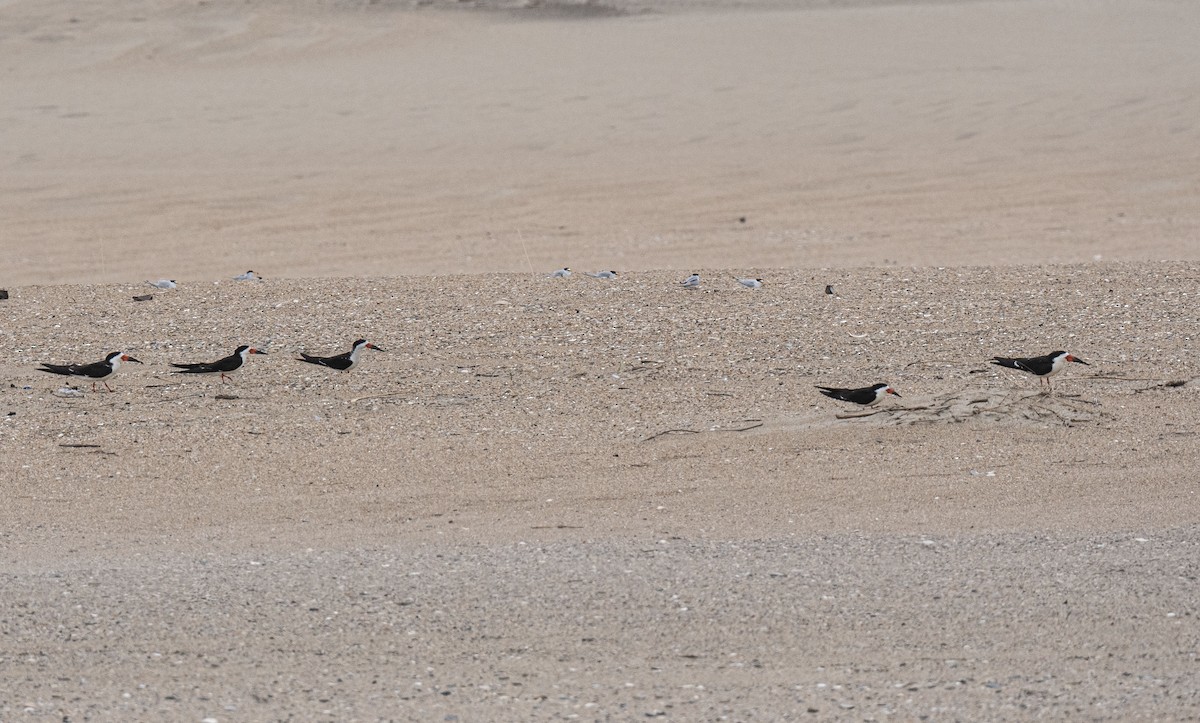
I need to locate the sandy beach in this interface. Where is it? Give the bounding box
[2,0,1200,719]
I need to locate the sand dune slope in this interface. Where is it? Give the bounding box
[3,0,1199,283]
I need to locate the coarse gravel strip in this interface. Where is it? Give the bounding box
[1,530,1197,721]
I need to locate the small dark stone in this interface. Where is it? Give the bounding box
[0,289,9,300]
[132,294,154,302]
[824,285,835,295]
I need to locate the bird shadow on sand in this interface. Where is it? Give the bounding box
[837,387,1107,427]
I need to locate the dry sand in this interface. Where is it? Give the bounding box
[2,0,1200,720]
[5,0,1200,284]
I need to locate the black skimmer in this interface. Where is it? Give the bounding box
[550,267,572,278]
[816,383,901,406]
[587,270,618,279]
[296,339,385,372]
[38,351,142,392]
[171,345,266,382]
[680,273,701,289]
[991,351,1088,391]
